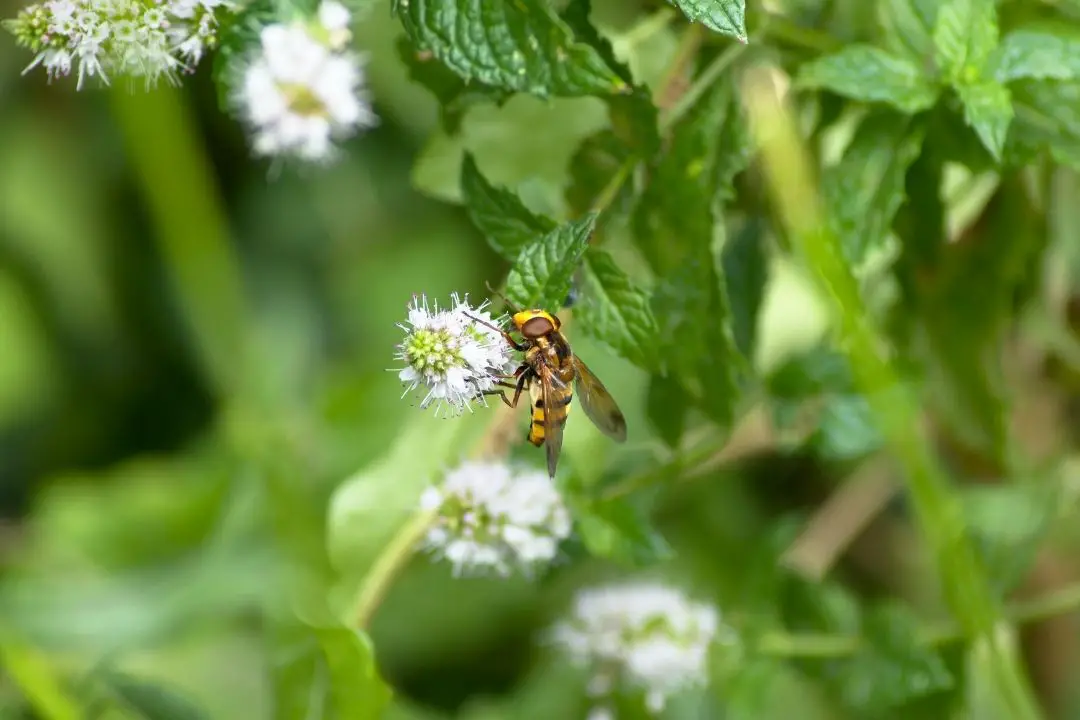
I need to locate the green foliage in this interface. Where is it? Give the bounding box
[11,0,1080,718]
[393,0,630,97]
[667,0,747,41]
[797,45,939,113]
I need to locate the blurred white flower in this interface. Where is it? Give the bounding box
[394,293,516,417]
[549,581,722,714]
[235,1,374,162]
[418,460,572,577]
[7,0,233,88]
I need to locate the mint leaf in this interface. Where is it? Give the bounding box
[931,0,1012,159]
[840,604,954,711]
[721,218,768,360]
[394,0,629,97]
[878,0,938,59]
[558,0,659,154]
[576,249,660,371]
[956,79,1013,161]
[270,623,391,720]
[824,112,926,264]
[570,494,672,566]
[316,627,392,719]
[808,395,882,461]
[1009,80,1080,171]
[797,45,939,113]
[636,81,747,428]
[460,154,556,262]
[993,28,1080,82]
[396,38,507,132]
[668,0,747,41]
[962,484,1058,596]
[646,373,689,449]
[933,0,999,80]
[506,213,598,309]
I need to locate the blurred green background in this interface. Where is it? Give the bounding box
[4,0,1080,718]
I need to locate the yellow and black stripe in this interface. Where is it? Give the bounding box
[527,394,572,446]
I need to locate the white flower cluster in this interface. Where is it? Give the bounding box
[418,461,572,577]
[7,0,232,88]
[549,581,722,716]
[236,1,376,162]
[394,293,517,417]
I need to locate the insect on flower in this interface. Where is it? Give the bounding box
[465,284,627,479]
[393,293,517,416]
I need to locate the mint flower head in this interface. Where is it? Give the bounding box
[548,581,724,716]
[234,1,376,162]
[418,460,572,577]
[5,0,234,88]
[394,293,516,417]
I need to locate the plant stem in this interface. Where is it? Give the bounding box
[662,38,752,131]
[741,64,1043,719]
[757,580,1080,659]
[351,507,438,630]
[109,87,249,398]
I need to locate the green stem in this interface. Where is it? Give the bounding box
[109,87,249,398]
[351,508,438,629]
[662,37,753,132]
[742,66,1042,719]
[757,581,1080,659]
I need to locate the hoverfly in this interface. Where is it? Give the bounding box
[468,287,627,479]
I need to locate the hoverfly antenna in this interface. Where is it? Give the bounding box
[484,281,520,312]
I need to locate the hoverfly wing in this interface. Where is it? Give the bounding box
[572,357,627,442]
[539,366,568,478]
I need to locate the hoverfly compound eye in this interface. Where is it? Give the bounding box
[521,316,555,337]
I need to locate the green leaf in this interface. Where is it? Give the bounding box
[823,111,926,264]
[807,395,882,461]
[575,249,659,371]
[839,603,954,711]
[668,0,747,41]
[933,0,999,81]
[955,79,1014,161]
[931,0,1012,159]
[961,484,1058,596]
[635,81,748,428]
[316,627,393,719]
[460,154,556,262]
[395,38,507,133]
[796,45,940,113]
[270,623,391,720]
[1008,80,1080,171]
[919,173,1043,466]
[98,671,210,720]
[878,0,939,60]
[559,0,660,157]
[394,0,630,98]
[505,213,598,310]
[646,373,690,449]
[720,218,768,361]
[570,494,672,566]
[993,28,1080,83]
